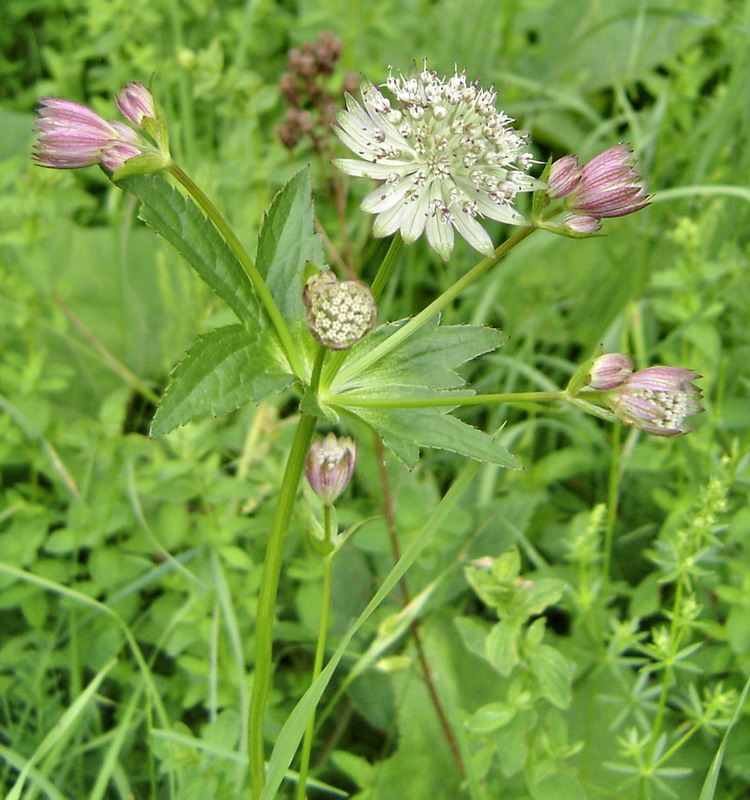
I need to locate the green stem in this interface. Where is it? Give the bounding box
[642,573,687,786]
[328,390,563,409]
[309,345,327,395]
[369,234,403,302]
[637,570,692,800]
[652,722,699,771]
[295,506,334,800]
[248,412,317,799]
[331,226,536,387]
[166,162,306,379]
[321,234,404,387]
[602,423,622,583]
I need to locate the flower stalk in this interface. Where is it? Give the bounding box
[294,504,334,800]
[248,412,318,799]
[165,162,306,379]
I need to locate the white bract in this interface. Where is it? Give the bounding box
[334,64,535,260]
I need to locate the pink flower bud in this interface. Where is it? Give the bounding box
[547,155,582,199]
[305,433,358,504]
[115,82,157,126]
[587,353,634,390]
[568,143,650,219]
[563,214,602,234]
[33,97,141,171]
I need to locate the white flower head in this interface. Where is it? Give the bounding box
[333,62,535,260]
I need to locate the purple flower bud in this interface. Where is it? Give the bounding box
[563,214,602,234]
[547,155,582,199]
[608,366,703,436]
[587,353,634,390]
[305,433,358,504]
[568,143,650,219]
[33,97,141,171]
[115,82,157,126]
[303,271,377,350]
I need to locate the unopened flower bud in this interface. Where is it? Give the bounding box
[563,214,602,234]
[608,366,703,436]
[587,353,634,390]
[303,272,377,350]
[115,82,157,126]
[568,143,650,219]
[305,433,358,504]
[547,155,582,199]
[33,98,142,171]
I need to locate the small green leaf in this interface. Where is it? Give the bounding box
[111,153,169,180]
[116,175,259,324]
[256,168,323,344]
[151,324,294,436]
[466,702,517,733]
[532,156,553,219]
[485,619,520,675]
[525,628,574,709]
[346,402,520,469]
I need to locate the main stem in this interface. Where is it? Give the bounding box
[294,505,334,800]
[248,412,317,799]
[166,162,305,379]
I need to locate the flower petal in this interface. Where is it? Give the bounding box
[361,179,414,214]
[451,207,495,256]
[398,186,430,244]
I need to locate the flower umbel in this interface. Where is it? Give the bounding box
[333,63,535,260]
[607,366,703,436]
[33,97,143,171]
[303,271,377,350]
[305,433,358,504]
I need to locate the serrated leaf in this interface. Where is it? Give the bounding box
[345,398,520,469]
[256,168,322,340]
[525,637,573,709]
[466,701,517,734]
[330,317,507,393]
[116,175,259,324]
[151,324,294,436]
[486,619,520,675]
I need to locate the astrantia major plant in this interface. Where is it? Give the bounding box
[28,62,707,800]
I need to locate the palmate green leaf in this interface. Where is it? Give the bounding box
[256,167,323,354]
[116,175,259,324]
[328,319,517,467]
[339,388,520,469]
[150,324,294,436]
[330,317,507,393]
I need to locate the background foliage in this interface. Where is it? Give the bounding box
[2,1,750,799]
